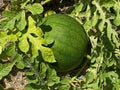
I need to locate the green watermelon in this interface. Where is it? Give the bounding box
[40,14,88,72]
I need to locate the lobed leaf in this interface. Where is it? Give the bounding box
[26,3,43,15]
[0,54,20,80]
[0,31,17,50]
[15,54,25,69]
[46,67,60,86]
[18,16,56,63]
[17,11,27,31]
[39,62,47,78]
[19,35,29,53]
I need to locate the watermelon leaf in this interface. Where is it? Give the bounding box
[0,31,17,50]
[18,16,56,63]
[46,67,60,86]
[26,3,43,15]
[0,54,21,80]
[15,54,25,69]
[17,11,27,31]
[18,35,29,53]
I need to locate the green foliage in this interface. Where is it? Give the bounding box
[18,16,56,63]
[26,3,43,15]
[69,0,120,89]
[0,0,120,90]
[0,54,23,79]
[0,84,4,90]
[24,59,60,90]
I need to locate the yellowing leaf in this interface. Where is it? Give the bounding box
[29,35,56,63]
[28,16,43,37]
[18,16,56,63]
[40,46,56,63]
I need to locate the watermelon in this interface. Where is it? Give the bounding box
[40,14,88,72]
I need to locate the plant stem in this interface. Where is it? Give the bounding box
[76,55,90,76]
[41,0,51,5]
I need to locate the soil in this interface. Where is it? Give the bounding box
[1,67,27,90]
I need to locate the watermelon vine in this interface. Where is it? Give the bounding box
[0,0,120,90]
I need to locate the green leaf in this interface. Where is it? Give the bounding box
[91,11,99,27]
[0,58,16,80]
[4,17,16,30]
[29,36,56,62]
[68,0,120,89]
[17,11,27,31]
[113,13,120,26]
[19,16,56,63]
[44,10,56,17]
[2,11,16,19]
[58,85,69,90]
[27,75,38,84]
[106,20,116,48]
[15,54,25,69]
[90,36,98,49]
[84,19,92,30]
[60,78,70,85]
[112,34,120,48]
[92,1,106,31]
[70,2,84,15]
[0,31,17,50]
[98,20,105,31]
[26,71,34,76]
[99,0,115,8]
[46,68,60,86]
[44,33,54,45]
[1,11,27,31]
[5,42,16,56]
[40,46,56,63]
[83,5,92,30]
[19,35,29,53]
[0,54,25,80]
[24,84,35,90]
[26,3,43,15]
[39,62,47,78]
[86,83,99,89]
[102,34,114,51]
[86,71,95,84]
[3,13,20,30]
[24,83,42,90]
[113,1,120,26]
[84,10,99,30]
[20,0,30,8]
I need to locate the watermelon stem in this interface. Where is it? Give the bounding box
[41,0,51,5]
[76,55,90,76]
